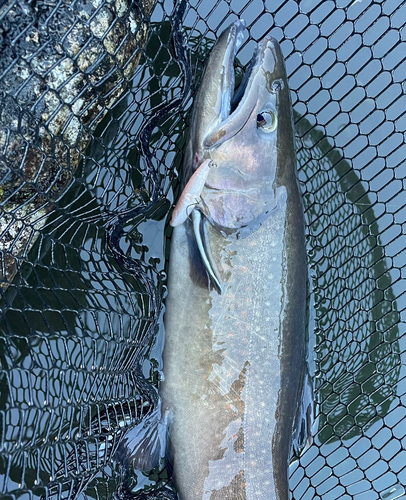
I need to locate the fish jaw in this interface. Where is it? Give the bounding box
[187,20,246,173]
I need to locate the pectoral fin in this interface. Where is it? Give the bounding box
[192,210,222,294]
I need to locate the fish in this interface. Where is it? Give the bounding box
[161,20,312,500]
[122,19,312,499]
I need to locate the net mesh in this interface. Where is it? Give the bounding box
[0,0,405,498]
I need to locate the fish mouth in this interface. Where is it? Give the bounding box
[201,33,283,194]
[202,32,283,152]
[197,29,287,237]
[231,36,283,109]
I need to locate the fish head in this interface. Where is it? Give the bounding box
[171,26,294,292]
[198,34,293,237]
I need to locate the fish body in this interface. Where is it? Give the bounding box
[161,21,310,500]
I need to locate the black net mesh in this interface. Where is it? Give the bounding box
[0,0,405,498]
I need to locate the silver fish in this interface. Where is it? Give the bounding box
[141,20,312,500]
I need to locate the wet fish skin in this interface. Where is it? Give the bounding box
[162,22,308,500]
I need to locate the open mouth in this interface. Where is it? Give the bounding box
[202,28,278,153]
[230,45,258,114]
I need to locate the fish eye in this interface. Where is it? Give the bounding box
[272,79,283,92]
[256,111,277,132]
